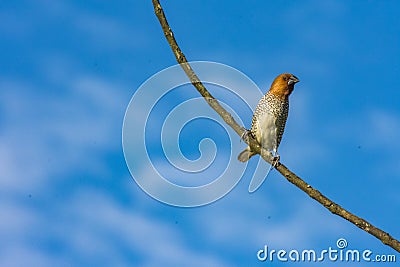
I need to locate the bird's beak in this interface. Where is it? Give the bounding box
[288,75,300,85]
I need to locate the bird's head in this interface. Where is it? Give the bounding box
[269,73,299,99]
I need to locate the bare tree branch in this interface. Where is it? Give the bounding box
[151,0,400,253]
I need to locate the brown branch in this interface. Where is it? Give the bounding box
[152,1,243,137]
[151,0,400,253]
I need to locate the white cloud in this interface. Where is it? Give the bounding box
[367,109,400,148]
[57,188,230,267]
[2,1,399,266]
[0,72,127,193]
[190,187,350,252]
[325,108,400,153]
[0,66,232,265]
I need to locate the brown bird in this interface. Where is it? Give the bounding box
[238,73,299,191]
[238,74,299,163]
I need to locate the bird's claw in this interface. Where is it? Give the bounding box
[240,128,251,142]
[272,155,280,167]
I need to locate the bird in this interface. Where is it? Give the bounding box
[238,73,299,191]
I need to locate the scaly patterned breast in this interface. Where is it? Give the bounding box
[250,92,289,151]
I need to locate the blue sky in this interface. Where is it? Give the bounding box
[1,0,400,266]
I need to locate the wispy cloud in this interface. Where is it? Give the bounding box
[0,72,126,191]
[2,0,400,265]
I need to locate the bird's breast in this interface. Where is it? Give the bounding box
[253,113,277,151]
[250,92,289,152]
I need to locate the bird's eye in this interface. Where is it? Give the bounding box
[283,76,288,81]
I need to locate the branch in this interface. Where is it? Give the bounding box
[151,0,400,253]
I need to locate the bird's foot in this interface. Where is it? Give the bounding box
[240,128,252,142]
[272,155,280,167]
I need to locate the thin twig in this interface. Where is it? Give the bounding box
[151,0,400,253]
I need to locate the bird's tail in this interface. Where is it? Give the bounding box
[237,147,255,162]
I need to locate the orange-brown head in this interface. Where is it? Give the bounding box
[268,73,299,100]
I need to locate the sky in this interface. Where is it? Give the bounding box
[1,0,400,266]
